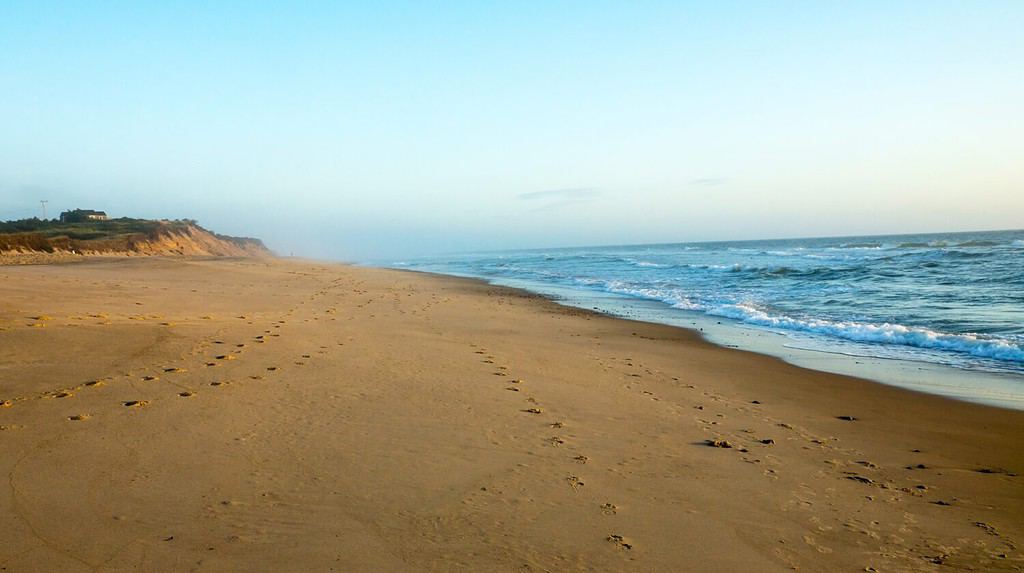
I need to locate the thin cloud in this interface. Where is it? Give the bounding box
[517,187,602,201]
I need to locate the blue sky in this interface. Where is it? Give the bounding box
[1,2,1022,259]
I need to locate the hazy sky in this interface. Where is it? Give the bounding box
[2,2,1022,260]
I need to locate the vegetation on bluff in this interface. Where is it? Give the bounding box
[0,217,267,255]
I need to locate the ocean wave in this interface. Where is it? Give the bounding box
[589,279,1024,364]
[600,280,701,310]
[955,240,1000,247]
[725,264,807,274]
[719,263,869,281]
[623,258,670,268]
[838,242,883,249]
[706,304,1024,362]
[896,242,931,248]
[894,239,999,249]
[942,250,992,259]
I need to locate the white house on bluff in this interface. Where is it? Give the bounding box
[59,209,109,223]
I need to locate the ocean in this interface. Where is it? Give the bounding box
[382,229,1024,408]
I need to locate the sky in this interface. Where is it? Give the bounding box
[1,1,1022,260]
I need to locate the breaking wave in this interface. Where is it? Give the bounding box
[592,280,1024,363]
[707,304,1024,362]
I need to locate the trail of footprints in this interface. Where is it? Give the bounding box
[0,270,357,426]
[0,302,338,425]
[469,343,634,554]
[472,346,1022,566]
[673,363,1019,565]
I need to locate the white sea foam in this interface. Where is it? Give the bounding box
[591,280,1024,363]
[705,303,1024,362]
[601,281,701,310]
[626,259,669,268]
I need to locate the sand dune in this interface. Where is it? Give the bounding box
[0,257,1021,571]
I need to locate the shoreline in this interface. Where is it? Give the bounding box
[395,266,1024,416]
[2,257,1021,571]
[390,267,1024,411]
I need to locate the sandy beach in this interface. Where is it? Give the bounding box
[1,257,1021,572]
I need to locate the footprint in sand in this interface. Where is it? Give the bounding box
[54,391,73,398]
[164,367,187,373]
[216,355,237,361]
[607,534,633,550]
[567,475,585,490]
[68,414,90,421]
[706,438,734,449]
[85,380,105,387]
[802,534,833,554]
[1,400,14,408]
[210,381,228,387]
[547,436,566,446]
[601,503,617,515]
[123,400,148,408]
[178,391,194,397]
[574,455,589,464]
[142,375,159,381]
[523,408,543,414]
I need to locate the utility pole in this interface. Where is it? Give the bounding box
[40,200,48,220]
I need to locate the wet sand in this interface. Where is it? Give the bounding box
[1,257,1021,571]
